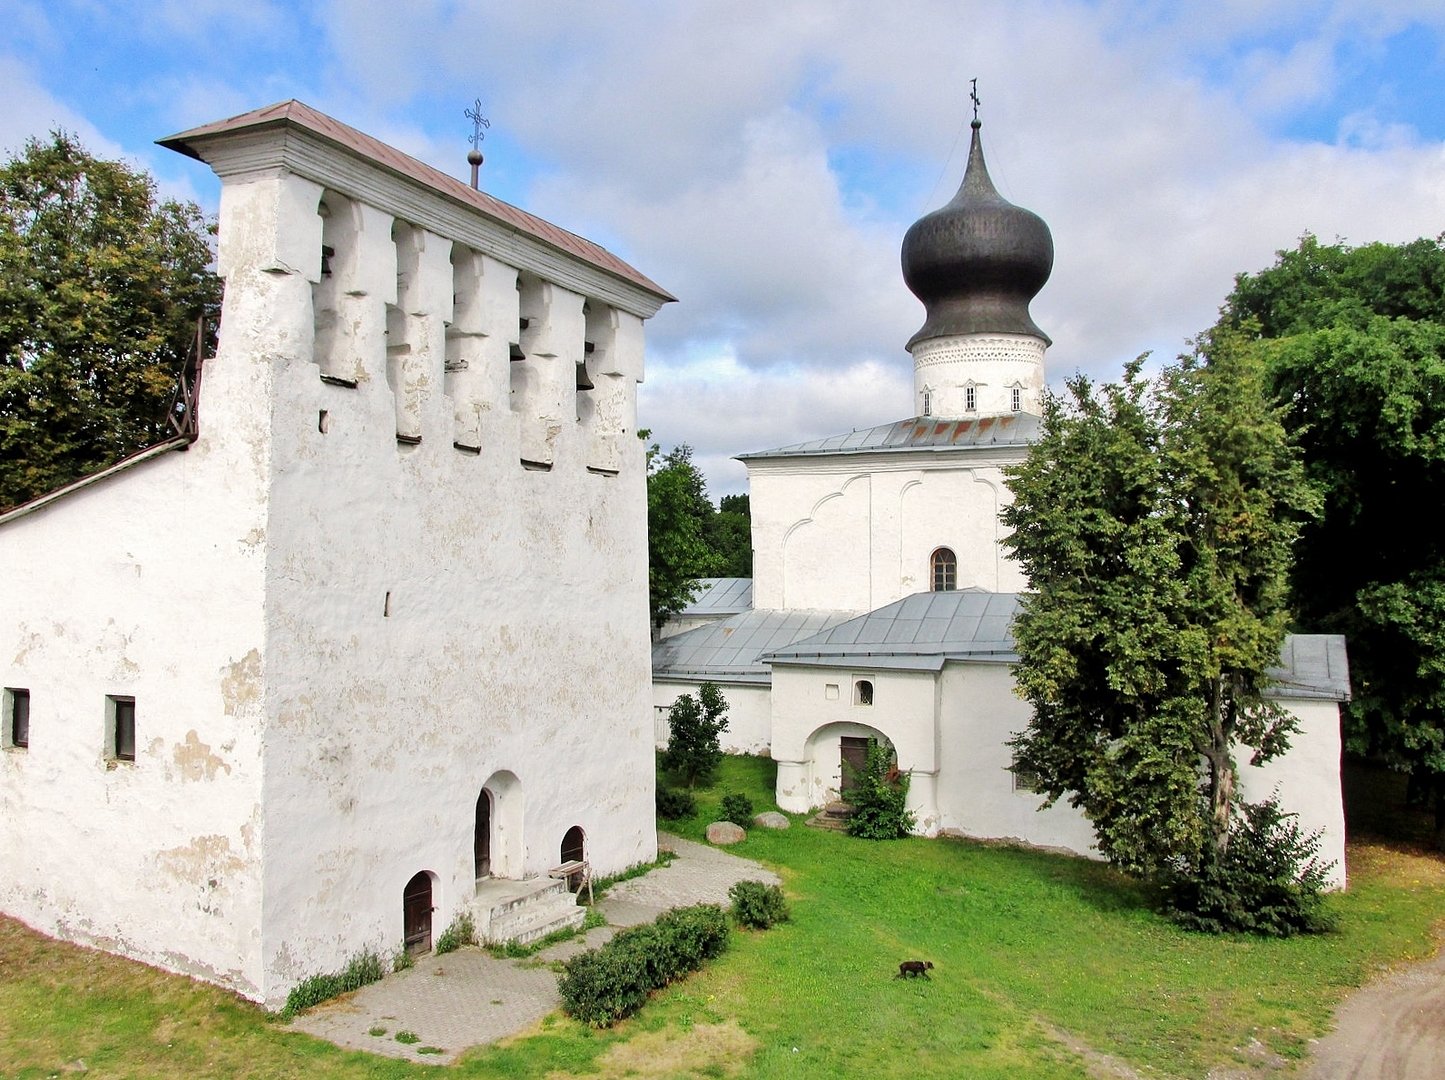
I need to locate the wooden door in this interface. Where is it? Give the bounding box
[403,872,433,955]
[475,791,492,880]
[840,737,870,794]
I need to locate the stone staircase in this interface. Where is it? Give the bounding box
[805,800,855,832]
[473,877,586,946]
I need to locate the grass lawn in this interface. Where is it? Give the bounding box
[3,757,1442,1079]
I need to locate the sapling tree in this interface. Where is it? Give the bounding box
[662,681,729,788]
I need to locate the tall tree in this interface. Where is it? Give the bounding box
[0,132,221,510]
[646,442,720,631]
[1001,340,1318,882]
[1219,234,1445,848]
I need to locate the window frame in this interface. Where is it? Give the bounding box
[964,384,977,412]
[930,547,958,592]
[853,679,874,706]
[3,688,29,750]
[107,695,136,763]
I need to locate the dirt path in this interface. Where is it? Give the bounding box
[1302,935,1445,1079]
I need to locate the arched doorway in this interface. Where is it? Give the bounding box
[560,826,586,891]
[403,871,434,955]
[474,790,492,881]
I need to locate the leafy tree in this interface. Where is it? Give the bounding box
[1001,341,1319,892]
[646,441,720,631]
[705,493,753,578]
[0,132,221,510]
[1219,234,1445,849]
[842,738,915,839]
[662,681,729,788]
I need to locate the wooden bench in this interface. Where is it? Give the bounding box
[548,859,593,905]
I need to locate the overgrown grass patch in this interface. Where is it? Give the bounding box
[2,756,1442,1078]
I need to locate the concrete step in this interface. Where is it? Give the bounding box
[473,876,585,945]
[806,801,855,832]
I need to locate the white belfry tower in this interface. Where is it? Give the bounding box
[900,116,1054,419]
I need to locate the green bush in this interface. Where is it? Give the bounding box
[844,739,916,839]
[656,786,697,820]
[729,879,789,929]
[557,903,729,1027]
[434,911,476,954]
[720,792,754,828]
[280,948,386,1017]
[662,682,729,788]
[1164,796,1336,936]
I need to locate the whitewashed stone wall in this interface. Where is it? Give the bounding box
[1,119,665,1006]
[769,660,1347,889]
[747,452,1030,612]
[652,681,773,755]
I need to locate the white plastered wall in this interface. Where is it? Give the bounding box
[747,452,1029,613]
[225,168,658,1005]
[0,179,281,994]
[652,680,773,755]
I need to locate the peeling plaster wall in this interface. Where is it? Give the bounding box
[747,452,1029,612]
[0,284,271,996]
[209,164,657,1006]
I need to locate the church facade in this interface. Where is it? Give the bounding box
[0,101,671,1006]
[654,118,1349,883]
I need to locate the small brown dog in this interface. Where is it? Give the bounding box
[896,960,934,979]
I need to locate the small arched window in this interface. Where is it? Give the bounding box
[854,680,874,706]
[921,388,932,417]
[931,547,957,592]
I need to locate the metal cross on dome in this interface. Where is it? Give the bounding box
[970,78,980,122]
[466,98,490,149]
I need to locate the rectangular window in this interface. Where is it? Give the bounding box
[3,688,29,749]
[108,696,136,762]
[1011,386,1022,412]
[965,385,976,412]
[1011,757,1044,793]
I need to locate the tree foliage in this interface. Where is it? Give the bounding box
[1219,234,1445,847]
[662,681,729,788]
[646,442,719,629]
[1001,341,1318,882]
[645,442,754,629]
[0,132,221,509]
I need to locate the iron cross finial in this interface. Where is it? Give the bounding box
[466,98,491,150]
[970,78,980,123]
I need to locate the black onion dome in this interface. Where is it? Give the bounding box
[901,121,1053,349]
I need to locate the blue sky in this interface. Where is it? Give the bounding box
[5,0,1444,496]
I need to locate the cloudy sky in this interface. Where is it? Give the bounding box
[5,1,1444,496]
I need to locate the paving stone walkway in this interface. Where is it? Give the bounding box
[288,833,778,1066]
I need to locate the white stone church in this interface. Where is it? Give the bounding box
[654,118,1350,884]
[0,101,671,1006]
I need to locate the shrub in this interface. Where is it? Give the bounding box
[720,792,754,828]
[844,739,916,839]
[656,786,697,820]
[1163,796,1336,936]
[557,903,729,1027]
[434,911,476,955]
[281,948,386,1017]
[729,879,789,929]
[662,682,730,788]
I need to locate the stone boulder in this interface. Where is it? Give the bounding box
[753,811,790,830]
[706,820,746,845]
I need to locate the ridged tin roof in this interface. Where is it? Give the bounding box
[159,99,674,303]
[652,608,855,684]
[678,578,755,616]
[738,413,1040,461]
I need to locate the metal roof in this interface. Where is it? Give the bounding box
[159,100,675,304]
[762,590,1020,672]
[678,578,754,616]
[654,581,1351,702]
[652,608,856,684]
[738,413,1040,461]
